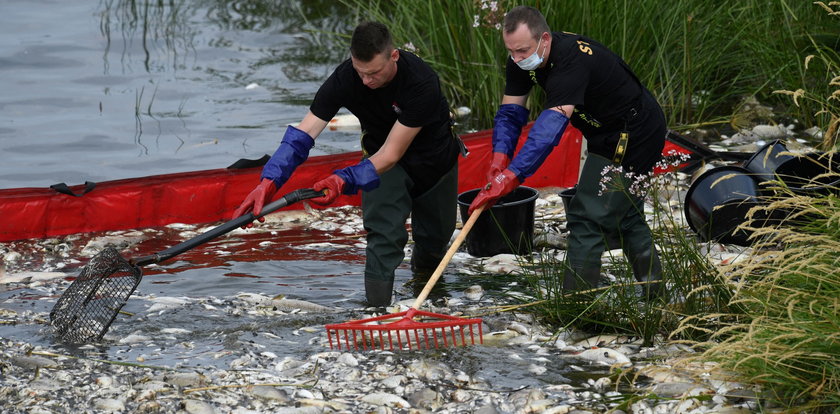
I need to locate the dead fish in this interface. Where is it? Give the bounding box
[575,347,631,367]
[145,296,192,313]
[0,271,67,285]
[270,297,337,313]
[361,392,411,408]
[463,285,484,301]
[235,293,337,313]
[482,253,522,274]
[263,209,319,226]
[80,234,146,257]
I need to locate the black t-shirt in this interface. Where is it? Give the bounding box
[310,50,458,195]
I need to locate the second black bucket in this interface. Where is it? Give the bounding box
[771,152,840,195]
[685,165,776,246]
[743,140,796,184]
[457,186,539,257]
[743,140,840,195]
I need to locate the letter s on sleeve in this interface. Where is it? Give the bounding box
[576,40,593,55]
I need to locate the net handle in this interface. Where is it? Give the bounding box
[133,188,323,267]
[411,205,484,309]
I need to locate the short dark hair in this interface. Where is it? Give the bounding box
[503,6,550,39]
[350,21,393,61]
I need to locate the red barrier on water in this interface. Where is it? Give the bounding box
[0,125,584,241]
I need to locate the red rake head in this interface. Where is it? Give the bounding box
[325,308,483,351]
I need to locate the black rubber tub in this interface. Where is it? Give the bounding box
[685,165,773,246]
[743,140,840,195]
[742,140,796,184]
[457,186,538,257]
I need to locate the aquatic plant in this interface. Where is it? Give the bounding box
[339,0,837,132]
[676,175,840,412]
[774,1,840,151]
[673,6,840,410]
[507,153,735,346]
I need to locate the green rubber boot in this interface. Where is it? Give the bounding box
[627,247,664,300]
[364,277,394,307]
[562,264,603,291]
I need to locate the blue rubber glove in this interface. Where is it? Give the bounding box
[492,104,530,158]
[468,169,520,216]
[261,125,315,188]
[508,109,569,180]
[335,158,380,195]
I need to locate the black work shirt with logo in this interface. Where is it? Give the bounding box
[310,50,459,195]
[504,32,663,169]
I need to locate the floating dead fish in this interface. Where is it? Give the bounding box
[80,234,146,257]
[235,293,337,313]
[463,285,484,301]
[271,297,337,313]
[361,392,411,408]
[0,271,67,285]
[482,254,522,274]
[145,296,192,313]
[119,333,152,344]
[575,347,631,367]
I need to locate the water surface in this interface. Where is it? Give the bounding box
[0,0,358,190]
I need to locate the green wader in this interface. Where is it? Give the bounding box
[361,163,458,306]
[564,153,663,298]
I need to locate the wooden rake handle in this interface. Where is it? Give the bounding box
[411,205,484,309]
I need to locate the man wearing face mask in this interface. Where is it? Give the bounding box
[235,21,464,307]
[468,6,667,299]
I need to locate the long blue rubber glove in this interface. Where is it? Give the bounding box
[261,125,315,187]
[492,104,530,158]
[507,109,569,180]
[233,125,313,222]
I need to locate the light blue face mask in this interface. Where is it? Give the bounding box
[514,36,546,71]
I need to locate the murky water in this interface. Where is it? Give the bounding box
[0,205,587,391]
[0,0,358,190]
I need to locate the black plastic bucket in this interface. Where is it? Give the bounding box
[772,152,840,195]
[743,141,840,195]
[457,186,538,257]
[743,140,796,184]
[685,165,768,246]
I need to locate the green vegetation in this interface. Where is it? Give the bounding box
[513,163,734,347]
[340,0,837,132]
[680,179,840,411]
[681,4,840,410]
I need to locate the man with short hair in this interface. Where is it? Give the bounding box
[235,21,462,306]
[468,6,666,298]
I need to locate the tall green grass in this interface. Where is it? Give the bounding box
[339,0,837,132]
[774,1,840,151]
[679,183,840,411]
[680,6,840,409]
[512,160,736,346]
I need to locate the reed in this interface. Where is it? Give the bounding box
[339,0,837,132]
[510,155,736,346]
[678,183,840,411]
[678,7,839,408]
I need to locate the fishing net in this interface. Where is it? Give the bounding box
[50,247,142,343]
